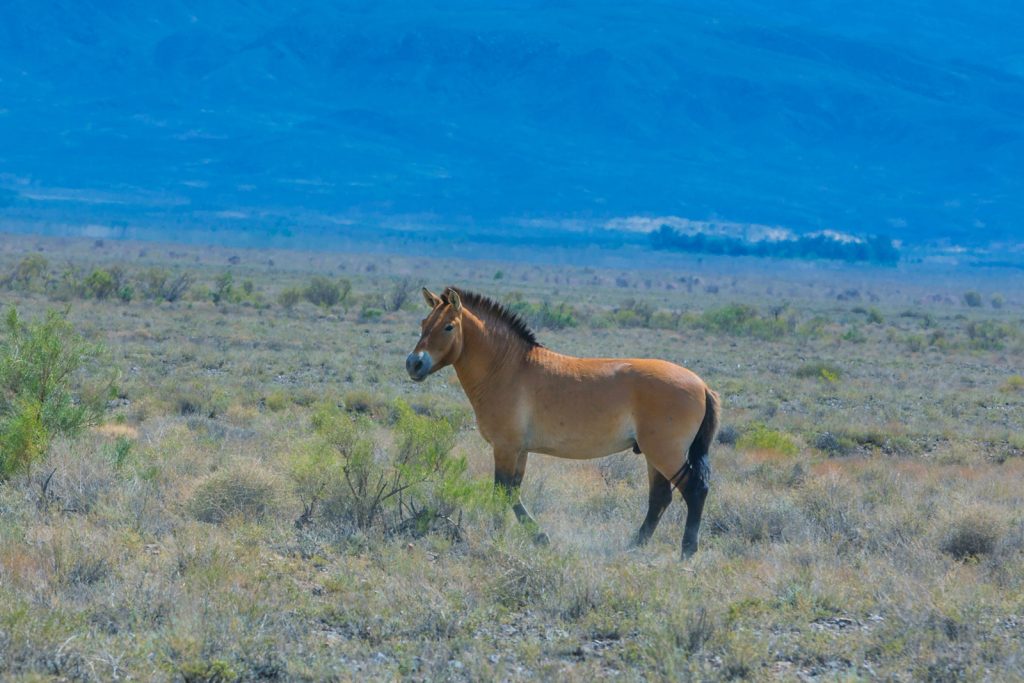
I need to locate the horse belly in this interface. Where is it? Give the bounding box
[527,403,636,460]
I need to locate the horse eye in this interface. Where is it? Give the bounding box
[444,324,454,332]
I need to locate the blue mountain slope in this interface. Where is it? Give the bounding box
[1,1,1022,244]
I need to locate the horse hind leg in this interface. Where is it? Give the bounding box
[633,461,672,546]
[638,433,713,559]
[680,454,710,558]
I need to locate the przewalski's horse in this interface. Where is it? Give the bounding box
[406,287,719,558]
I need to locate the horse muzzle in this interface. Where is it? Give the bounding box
[406,351,432,382]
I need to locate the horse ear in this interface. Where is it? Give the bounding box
[422,287,442,308]
[448,289,462,312]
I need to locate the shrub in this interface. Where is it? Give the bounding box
[165,380,231,418]
[342,389,391,419]
[842,325,867,343]
[814,431,853,455]
[211,272,235,304]
[189,466,282,524]
[608,299,654,328]
[84,268,117,300]
[794,361,842,382]
[991,293,1005,309]
[965,320,1015,351]
[291,401,469,536]
[999,375,1024,393]
[699,304,790,340]
[649,310,680,330]
[305,276,351,309]
[904,334,926,352]
[48,264,85,301]
[358,305,383,322]
[0,308,113,478]
[716,425,739,446]
[4,254,49,290]
[264,391,290,412]
[736,422,799,456]
[963,291,983,308]
[940,513,1002,560]
[277,287,303,310]
[384,276,415,312]
[506,296,579,330]
[140,268,193,302]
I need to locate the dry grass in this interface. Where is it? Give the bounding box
[0,234,1022,680]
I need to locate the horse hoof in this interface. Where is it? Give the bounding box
[681,543,698,560]
[533,531,550,546]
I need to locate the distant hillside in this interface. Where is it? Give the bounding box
[1,1,1022,245]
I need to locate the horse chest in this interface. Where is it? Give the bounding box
[468,393,531,448]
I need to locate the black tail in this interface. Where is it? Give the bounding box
[687,387,720,464]
[681,387,719,558]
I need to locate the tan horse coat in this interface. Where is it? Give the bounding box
[407,287,719,557]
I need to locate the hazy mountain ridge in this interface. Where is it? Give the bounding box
[1,1,1022,245]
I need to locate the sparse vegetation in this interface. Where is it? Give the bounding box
[0,234,1021,680]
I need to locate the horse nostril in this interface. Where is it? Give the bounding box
[413,359,423,371]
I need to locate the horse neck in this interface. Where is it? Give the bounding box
[453,309,528,403]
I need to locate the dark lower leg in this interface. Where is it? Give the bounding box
[680,454,711,559]
[495,453,548,545]
[635,466,672,546]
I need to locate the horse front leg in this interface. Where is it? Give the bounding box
[494,448,549,545]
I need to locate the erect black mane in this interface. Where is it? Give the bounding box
[443,287,541,348]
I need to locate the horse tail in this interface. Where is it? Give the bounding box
[688,386,719,464]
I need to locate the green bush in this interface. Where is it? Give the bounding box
[608,299,654,328]
[965,320,1016,351]
[736,422,799,456]
[85,268,117,300]
[4,254,49,290]
[291,401,470,535]
[699,304,790,340]
[794,361,842,383]
[842,325,867,344]
[304,276,351,309]
[140,268,193,302]
[358,305,383,322]
[211,272,235,304]
[342,389,391,419]
[277,286,303,310]
[164,380,231,418]
[0,307,113,478]
[999,375,1024,393]
[963,291,983,308]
